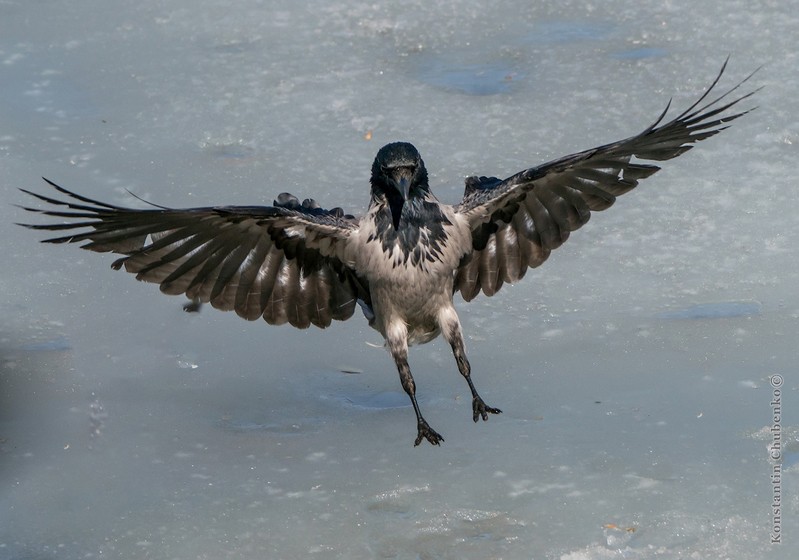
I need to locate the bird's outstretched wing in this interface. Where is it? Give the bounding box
[453,61,760,301]
[18,179,369,329]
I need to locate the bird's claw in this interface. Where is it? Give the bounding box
[182,298,202,313]
[472,396,502,422]
[414,419,445,446]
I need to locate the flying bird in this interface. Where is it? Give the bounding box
[19,62,759,446]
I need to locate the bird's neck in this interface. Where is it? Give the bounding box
[368,189,451,264]
[370,183,430,230]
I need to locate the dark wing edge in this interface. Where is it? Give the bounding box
[453,60,761,301]
[17,179,370,329]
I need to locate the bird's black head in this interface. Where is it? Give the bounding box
[370,142,429,201]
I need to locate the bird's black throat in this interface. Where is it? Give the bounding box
[385,187,406,230]
[370,193,451,266]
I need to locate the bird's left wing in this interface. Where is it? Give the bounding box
[453,61,760,301]
[18,179,368,329]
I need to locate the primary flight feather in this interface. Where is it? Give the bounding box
[19,61,759,446]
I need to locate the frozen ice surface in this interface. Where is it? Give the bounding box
[655,301,762,320]
[1,0,797,558]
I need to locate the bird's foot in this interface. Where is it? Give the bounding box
[472,396,502,422]
[182,298,202,313]
[414,419,445,446]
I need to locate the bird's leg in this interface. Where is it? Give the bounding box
[439,308,502,422]
[386,323,444,446]
[394,354,445,446]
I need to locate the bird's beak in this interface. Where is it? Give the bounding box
[390,169,413,201]
[395,176,411,201]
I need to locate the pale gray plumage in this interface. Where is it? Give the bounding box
[18,61,759,446]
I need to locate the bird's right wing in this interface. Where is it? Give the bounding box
[453,61,760,301]
[18,179,369,329]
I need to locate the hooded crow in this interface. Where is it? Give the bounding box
[18,61,759,446]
